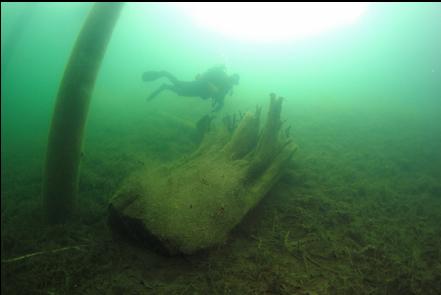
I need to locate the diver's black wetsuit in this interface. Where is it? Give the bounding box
[142,67,239,112]
[143,71,216,101]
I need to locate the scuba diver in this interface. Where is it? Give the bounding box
[142,65,240,112]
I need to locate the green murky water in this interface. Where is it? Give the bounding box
[2,3,440,294]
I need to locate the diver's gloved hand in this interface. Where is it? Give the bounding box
[211,96,224,113]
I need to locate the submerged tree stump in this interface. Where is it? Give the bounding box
[109,94,297,255]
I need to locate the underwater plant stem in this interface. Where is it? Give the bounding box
[305,253,339,275]
[42,2,123,223]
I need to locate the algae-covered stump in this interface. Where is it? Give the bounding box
[109,94,297,255]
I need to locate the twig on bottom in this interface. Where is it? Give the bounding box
[2,245,87,263]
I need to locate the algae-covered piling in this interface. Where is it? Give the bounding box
[43,3,123,223]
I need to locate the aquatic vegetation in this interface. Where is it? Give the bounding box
[2,102,441,293]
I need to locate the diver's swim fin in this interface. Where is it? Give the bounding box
[142,71,163,82]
